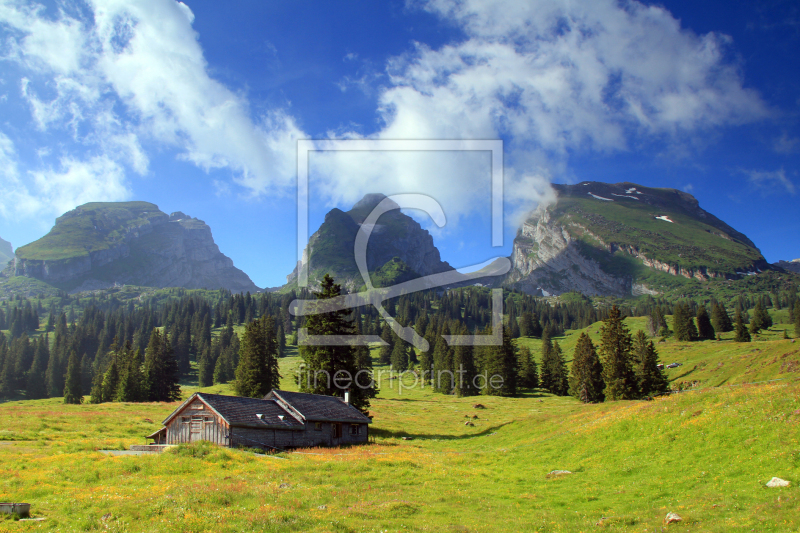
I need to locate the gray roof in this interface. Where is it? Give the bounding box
[162,390,370,429]
[267,390,371,423]
[198,393,303,428]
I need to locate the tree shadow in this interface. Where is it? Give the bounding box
[371,421,512,441]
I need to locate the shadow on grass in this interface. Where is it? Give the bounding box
[371,421,512,441]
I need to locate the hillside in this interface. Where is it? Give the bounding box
[3,202,259,293]
[286,193,456,291]
[504,182,772,297]
[0,237,11,269]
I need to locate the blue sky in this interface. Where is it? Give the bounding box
[0,0,798,289]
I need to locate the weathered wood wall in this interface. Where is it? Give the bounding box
[165,399,229,446]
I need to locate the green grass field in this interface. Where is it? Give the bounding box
[1,319,798,532]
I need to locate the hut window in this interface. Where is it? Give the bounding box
[181,417,190,422]
[204,417,212,422]
[314,422,322,431]
[350,424,359,435]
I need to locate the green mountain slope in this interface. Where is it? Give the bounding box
[505,182,772,297]
[4,202,259,293]
[285,193,454,291]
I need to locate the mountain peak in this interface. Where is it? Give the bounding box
[350,193,398,214]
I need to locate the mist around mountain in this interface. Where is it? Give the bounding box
[2,202,260,293]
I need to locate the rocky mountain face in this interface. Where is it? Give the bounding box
[3,202,259,293]
[286,193,455,291]
[774,259,800,274]
[0,237,12,269]
[504,182,772,297]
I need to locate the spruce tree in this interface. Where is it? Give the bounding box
[548,341,569,396]
[480,326,517,396]
[142,329,182,402]
[235,315,280,398]
[568,332,604,403]
[632,330,669,397]
[297,274,375,413]
[451,324,477,397]
[734,309,751,343]
[696,305,715,340]
[539,326,554,391]
[711,302,733,333]
[198,344,215,387]
[517,345,539,390]
[378,323,394,365]
[432,323,453,393]
[598,306,637,401]
[673,303,697,342]
[795,309,800,338]
[26,337,49,400]
[101,354,120,403]
[63,350,84,404]
[390,339,409,371]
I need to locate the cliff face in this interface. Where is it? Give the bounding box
[505,182,771,297]
[504,205,632,297]
[286,193,454,291]
[5,203,259,293]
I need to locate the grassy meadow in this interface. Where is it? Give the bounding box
[1,317,799,532]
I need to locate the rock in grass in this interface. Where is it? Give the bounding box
[279,483,291,489]
[664,512,682,524]
[766,477,790,488]
[547,470,572,477]
[317,505,327,510]
[473,403,486,409]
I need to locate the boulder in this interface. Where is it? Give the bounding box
[766,477,790,488]
[664,512,682,524]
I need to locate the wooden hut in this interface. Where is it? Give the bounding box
[155,390,371,449]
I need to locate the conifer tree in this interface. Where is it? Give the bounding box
[795,309,800,338]
[297,274,375,413]
[734,309,751,343]
[696,305,715,340]
[198,344,215,387]
[568,332,604,403]
[599,306,637,401]
[235,315,280,398]
[672,303,697,342]
[749,301,772,334]
[632,330,669,397]
[26,337,49,400]
[143,329,182,402]
[101,355,119,403]
[480,325,517,396]
[378,323,394,365]
[539,326,554,391]
[63,350,84,404]
[432,323,453,393]
[116,345,144,402]
[517,345,539,390]
[390,339,409,371]
[452,324,477,397]
[547,341,569,396]
[711,302,733,333]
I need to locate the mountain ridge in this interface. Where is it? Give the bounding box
[3,202,259,293]
[503,181,772,297]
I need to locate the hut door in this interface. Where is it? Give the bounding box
[190,415,203,442]
[332,423,342,441]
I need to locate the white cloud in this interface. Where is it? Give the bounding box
[0,130,130,220]
[744,168,796,195]
[0,0,303,223]
[314,0,768,227]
